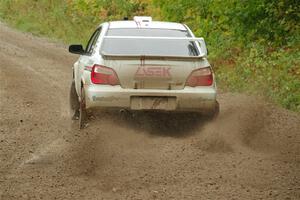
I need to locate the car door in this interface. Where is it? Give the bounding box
[75,27,102,95]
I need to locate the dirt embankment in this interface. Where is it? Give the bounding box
[0,23,299,200]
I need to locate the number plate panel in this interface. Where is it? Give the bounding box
[130,96,177,110]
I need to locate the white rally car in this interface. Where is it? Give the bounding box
[69,16,219,128]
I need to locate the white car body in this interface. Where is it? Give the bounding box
[70,17,218,114]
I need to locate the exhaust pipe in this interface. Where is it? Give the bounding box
[119,109,135,119]
[119,109,128,114]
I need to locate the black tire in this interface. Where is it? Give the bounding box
[79,86,87,129]
[214,100,220,118]
[70,81,80,120]
[206,100,220,120]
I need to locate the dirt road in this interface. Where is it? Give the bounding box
[0,22,299,200]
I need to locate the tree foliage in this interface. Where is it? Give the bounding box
[0,0,299,111]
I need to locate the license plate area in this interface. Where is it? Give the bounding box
[130,96,177,111]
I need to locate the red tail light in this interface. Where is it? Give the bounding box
[91,65,120,85]
[186,67,213,87]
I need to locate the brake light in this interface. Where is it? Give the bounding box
[91,65,120,85]
[186,67,213,87]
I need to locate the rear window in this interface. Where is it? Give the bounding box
[101,28,199,56]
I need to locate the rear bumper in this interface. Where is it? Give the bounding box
[84,85,217,113]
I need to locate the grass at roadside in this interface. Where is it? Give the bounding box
[0,0,95,44]
[216,45,300,111]
[0,0,299,112]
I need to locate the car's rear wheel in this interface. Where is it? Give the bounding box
[79,87,87,129]
[70,80,80,120]
[206,100,220,120]
[214,100,220,117]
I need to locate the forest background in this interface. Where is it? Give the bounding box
[0,0,299,111]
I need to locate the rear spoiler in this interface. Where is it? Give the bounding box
[101,36,208,59]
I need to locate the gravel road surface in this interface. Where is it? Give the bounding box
[0,23,299,200]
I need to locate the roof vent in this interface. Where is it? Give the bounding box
[133,16,152,24]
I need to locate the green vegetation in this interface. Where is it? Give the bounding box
[0,0,299,111]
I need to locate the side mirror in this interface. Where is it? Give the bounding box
[69,44,85,55]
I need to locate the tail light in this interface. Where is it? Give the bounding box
[91,64,120,85]
[186,67,213,87]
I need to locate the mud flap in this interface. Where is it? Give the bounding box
[69,81,80,120]
[79,87,88,129]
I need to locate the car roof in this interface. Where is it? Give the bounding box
[107,21,187,31]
